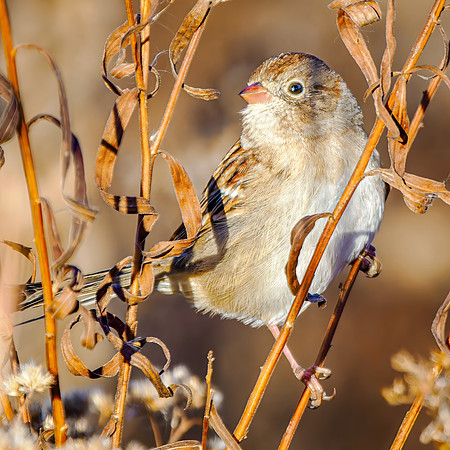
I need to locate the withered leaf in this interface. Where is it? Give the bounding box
[335,7,400,138]
[342,1,381,27]
[151,441,201,450]
[143,151,201,260]
[159,151,201,238]
[380,0,396,99]
[372,168,450,213]
[169,0,220,100]
[286,213,331,295]
[209,404,243,450]
[47,265,85,320]
[101,18,135,95]
[20,45,96,275]
[94,274,173,398]
[1,240,36,283]
[432,292,450,357]
[98,315,173,398]
[0,72,19,144]
[95,88,158,220]
[110,62,136,80]
[387,76,409,176]
[61,312,120,379]
[95,256,133,311]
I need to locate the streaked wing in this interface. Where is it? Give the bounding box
[172,140,256,240]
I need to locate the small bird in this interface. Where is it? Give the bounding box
[22,52,385,402]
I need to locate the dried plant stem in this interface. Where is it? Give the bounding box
[149,413,163,447]
[0,393,14,421]
[278,255,364,449]
[202,351,215,450]
[110,2,152,447]
[0,1,66,445]
[110,3,208,447]
[390,393,425,450]
[233,1,446,442]
[390,360,443,450]
[149,19,208,155]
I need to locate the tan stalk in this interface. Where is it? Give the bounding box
[233,0,446,442]
[110,1,151,447]
[0,0,66,444]
[110,1,209,446]
[279,253,364,449]
[389,359,443,450]
[0,393,14,421]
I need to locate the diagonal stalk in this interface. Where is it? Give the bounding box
[278,253,364,449]
[233,0,447,442]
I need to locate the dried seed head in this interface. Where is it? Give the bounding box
[12,362,54,397]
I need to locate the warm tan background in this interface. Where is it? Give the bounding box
[1,0,450,448]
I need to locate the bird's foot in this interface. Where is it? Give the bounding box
[292,364,335,408]
[306,293,327,309]
[359,244,382,278]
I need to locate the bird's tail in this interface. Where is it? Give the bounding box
[19,258,179,314]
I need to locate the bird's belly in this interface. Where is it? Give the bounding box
[170,171,384,327]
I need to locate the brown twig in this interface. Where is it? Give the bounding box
[0,393,14,421]
[110,2,210,446]
[110,1,152,446]
[202,351,215,450]
[233,0,446,442]
[278,251,365,449]
[0,1,66,445]
[389,359,443,450]
[149,17,208,155]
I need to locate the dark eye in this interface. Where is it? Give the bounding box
[288,82,304,95]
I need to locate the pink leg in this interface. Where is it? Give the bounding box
[268,324,333,408]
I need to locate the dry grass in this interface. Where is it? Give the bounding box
[0,0,449,448]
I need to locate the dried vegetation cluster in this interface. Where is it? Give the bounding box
[0,0,449,449]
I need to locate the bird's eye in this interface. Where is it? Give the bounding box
[288,82,304,95]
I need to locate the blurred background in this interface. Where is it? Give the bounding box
[1,0,449,448]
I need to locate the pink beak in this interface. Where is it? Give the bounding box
[239,82,273,104]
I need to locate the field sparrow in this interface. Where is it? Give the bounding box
[22,52,385,401]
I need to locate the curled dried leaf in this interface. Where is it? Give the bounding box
[95,256,133,311]
[101,19,135,95]
[95,282,173,398]
[1,240,36,283]
[61,311,120,379]
[371,168,450,213]
[286,213,331,295]
[110,62,136,79]
[169,0,220,100]
[335,5,400,138]
[95,88,159,223]
[143,151,201,260]
[342,1,381,27]
[169,383,193,410]
[46,265,83,319]
[0,72,19,144]
[432,292,450,357]
[22,44,96,273]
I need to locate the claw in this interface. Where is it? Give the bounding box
[293,365,334,408]
[359,244,382,278]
